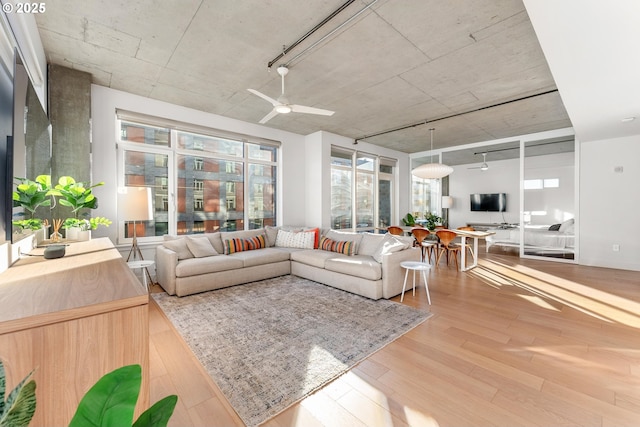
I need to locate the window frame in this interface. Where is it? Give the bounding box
[116,112,280,244]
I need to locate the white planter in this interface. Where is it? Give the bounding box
[35,226,49,244]
[78,230,91,241]
[66,226,80,240]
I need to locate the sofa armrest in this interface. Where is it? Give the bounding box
[380,247,421,299]
[155,245,178,295]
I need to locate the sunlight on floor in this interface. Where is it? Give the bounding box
[471,259,640,328]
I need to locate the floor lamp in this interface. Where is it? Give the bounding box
[118,187,153,284]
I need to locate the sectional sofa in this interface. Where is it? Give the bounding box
[155,226,420,300]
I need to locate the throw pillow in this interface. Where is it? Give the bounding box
[275,229,315,249]
[319,236,355,256]
[548,223,561,231]
[224,234,266,254]
[372,233,410,263]
[186,236,218,257]
[559,218,575,233]
[163,238,194,260]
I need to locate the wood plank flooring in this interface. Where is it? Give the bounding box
[148,250,640,426]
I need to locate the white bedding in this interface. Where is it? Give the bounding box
[487,227,575,250]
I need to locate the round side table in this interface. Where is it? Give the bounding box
[127,260,154,291]
[400,260,432,304]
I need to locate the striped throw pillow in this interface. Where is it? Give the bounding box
[224,234,266,254]
[319,236,355,256]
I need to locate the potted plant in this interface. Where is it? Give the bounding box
[77,217,112,241]
[0,359,36,427]
[401,212,416,226]
[12,175,52,238]
[424,212,443,231]
[50,176,105,240]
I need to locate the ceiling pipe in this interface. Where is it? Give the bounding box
[356,89,559,143]
[281,0,381,68]
[267,0,356,69]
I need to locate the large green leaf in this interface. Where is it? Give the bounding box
[68,365,141,427]
[132,395,177,427]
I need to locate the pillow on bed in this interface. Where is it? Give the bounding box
[559,218,575,233]
[548,223,561,231]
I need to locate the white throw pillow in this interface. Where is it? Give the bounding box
[372,234,409,263]
[186,236,218,258]
[559,218,574,233]
[275,229,315,249]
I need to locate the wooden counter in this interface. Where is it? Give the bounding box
[0,238,149,426]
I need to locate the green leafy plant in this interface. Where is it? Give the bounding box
[12,175,52,219]
[62,218,85,230]
[88,217,112,230]
[0,360,36,427]
[401,212,415,226]
[424,212,443,230]
[50,176,104,219]
[11,218,43,232]
[69,364,177,427]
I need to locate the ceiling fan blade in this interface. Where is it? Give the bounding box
[259,109,279,124]
[247,89,279,106]
[291,104,335,116]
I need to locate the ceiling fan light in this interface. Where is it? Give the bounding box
[412,163,454,179]
[275,105,292,114]
[480,163,489,171]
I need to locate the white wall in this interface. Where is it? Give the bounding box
[90,85,307,247]
[580,135,640,270]
[448,158,520,228]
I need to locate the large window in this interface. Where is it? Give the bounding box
[117,113,279,242]
[330,146,396,232]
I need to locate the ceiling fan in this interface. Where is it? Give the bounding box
[468,152,489,171]
[247,65,335,124]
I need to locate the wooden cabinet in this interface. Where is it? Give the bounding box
[0,238,149,427]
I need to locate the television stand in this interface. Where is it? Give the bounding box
[466,222,518,231]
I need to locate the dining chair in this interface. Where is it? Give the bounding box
[435,230,461,269]
[387,226,404,236]
[456,226,475,259]
[411,227,436,263]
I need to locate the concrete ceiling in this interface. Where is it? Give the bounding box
[34,0,572,153]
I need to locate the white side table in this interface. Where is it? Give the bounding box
[127,260,155,291]
[400,261,432,304]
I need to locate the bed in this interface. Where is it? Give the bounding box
[485,219,575,254]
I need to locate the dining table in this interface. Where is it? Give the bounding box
[392,226,495,271]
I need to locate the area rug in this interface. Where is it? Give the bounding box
[152,275,431,426]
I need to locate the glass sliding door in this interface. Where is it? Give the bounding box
[521,137,576,261]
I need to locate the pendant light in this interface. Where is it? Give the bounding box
[412,127,453,179]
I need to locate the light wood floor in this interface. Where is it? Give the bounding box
[149,250,640,426]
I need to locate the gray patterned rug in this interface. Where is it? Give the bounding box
[152,275,431,426]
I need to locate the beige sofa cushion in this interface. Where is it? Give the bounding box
[291,249,344,269]
[372,233,411,263]
[186,236,218,257]
[229,248,291,267]
[175,256,244,277]
[324,255,382,281]
[163,237,193,260]
[358,233,385,256]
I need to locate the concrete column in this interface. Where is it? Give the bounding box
[48,64,91,220]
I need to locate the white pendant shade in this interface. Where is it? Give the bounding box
[412,163,454,179]
[411,127,453,179]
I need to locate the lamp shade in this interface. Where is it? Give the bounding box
[118,187,153,221]
[442,196,453,209]
[412,163,454,179]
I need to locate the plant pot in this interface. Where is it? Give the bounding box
[78,230,91,241]
[66,226,80,240]
[35,225,49,244]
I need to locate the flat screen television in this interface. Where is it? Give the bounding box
[470,193,506,212]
